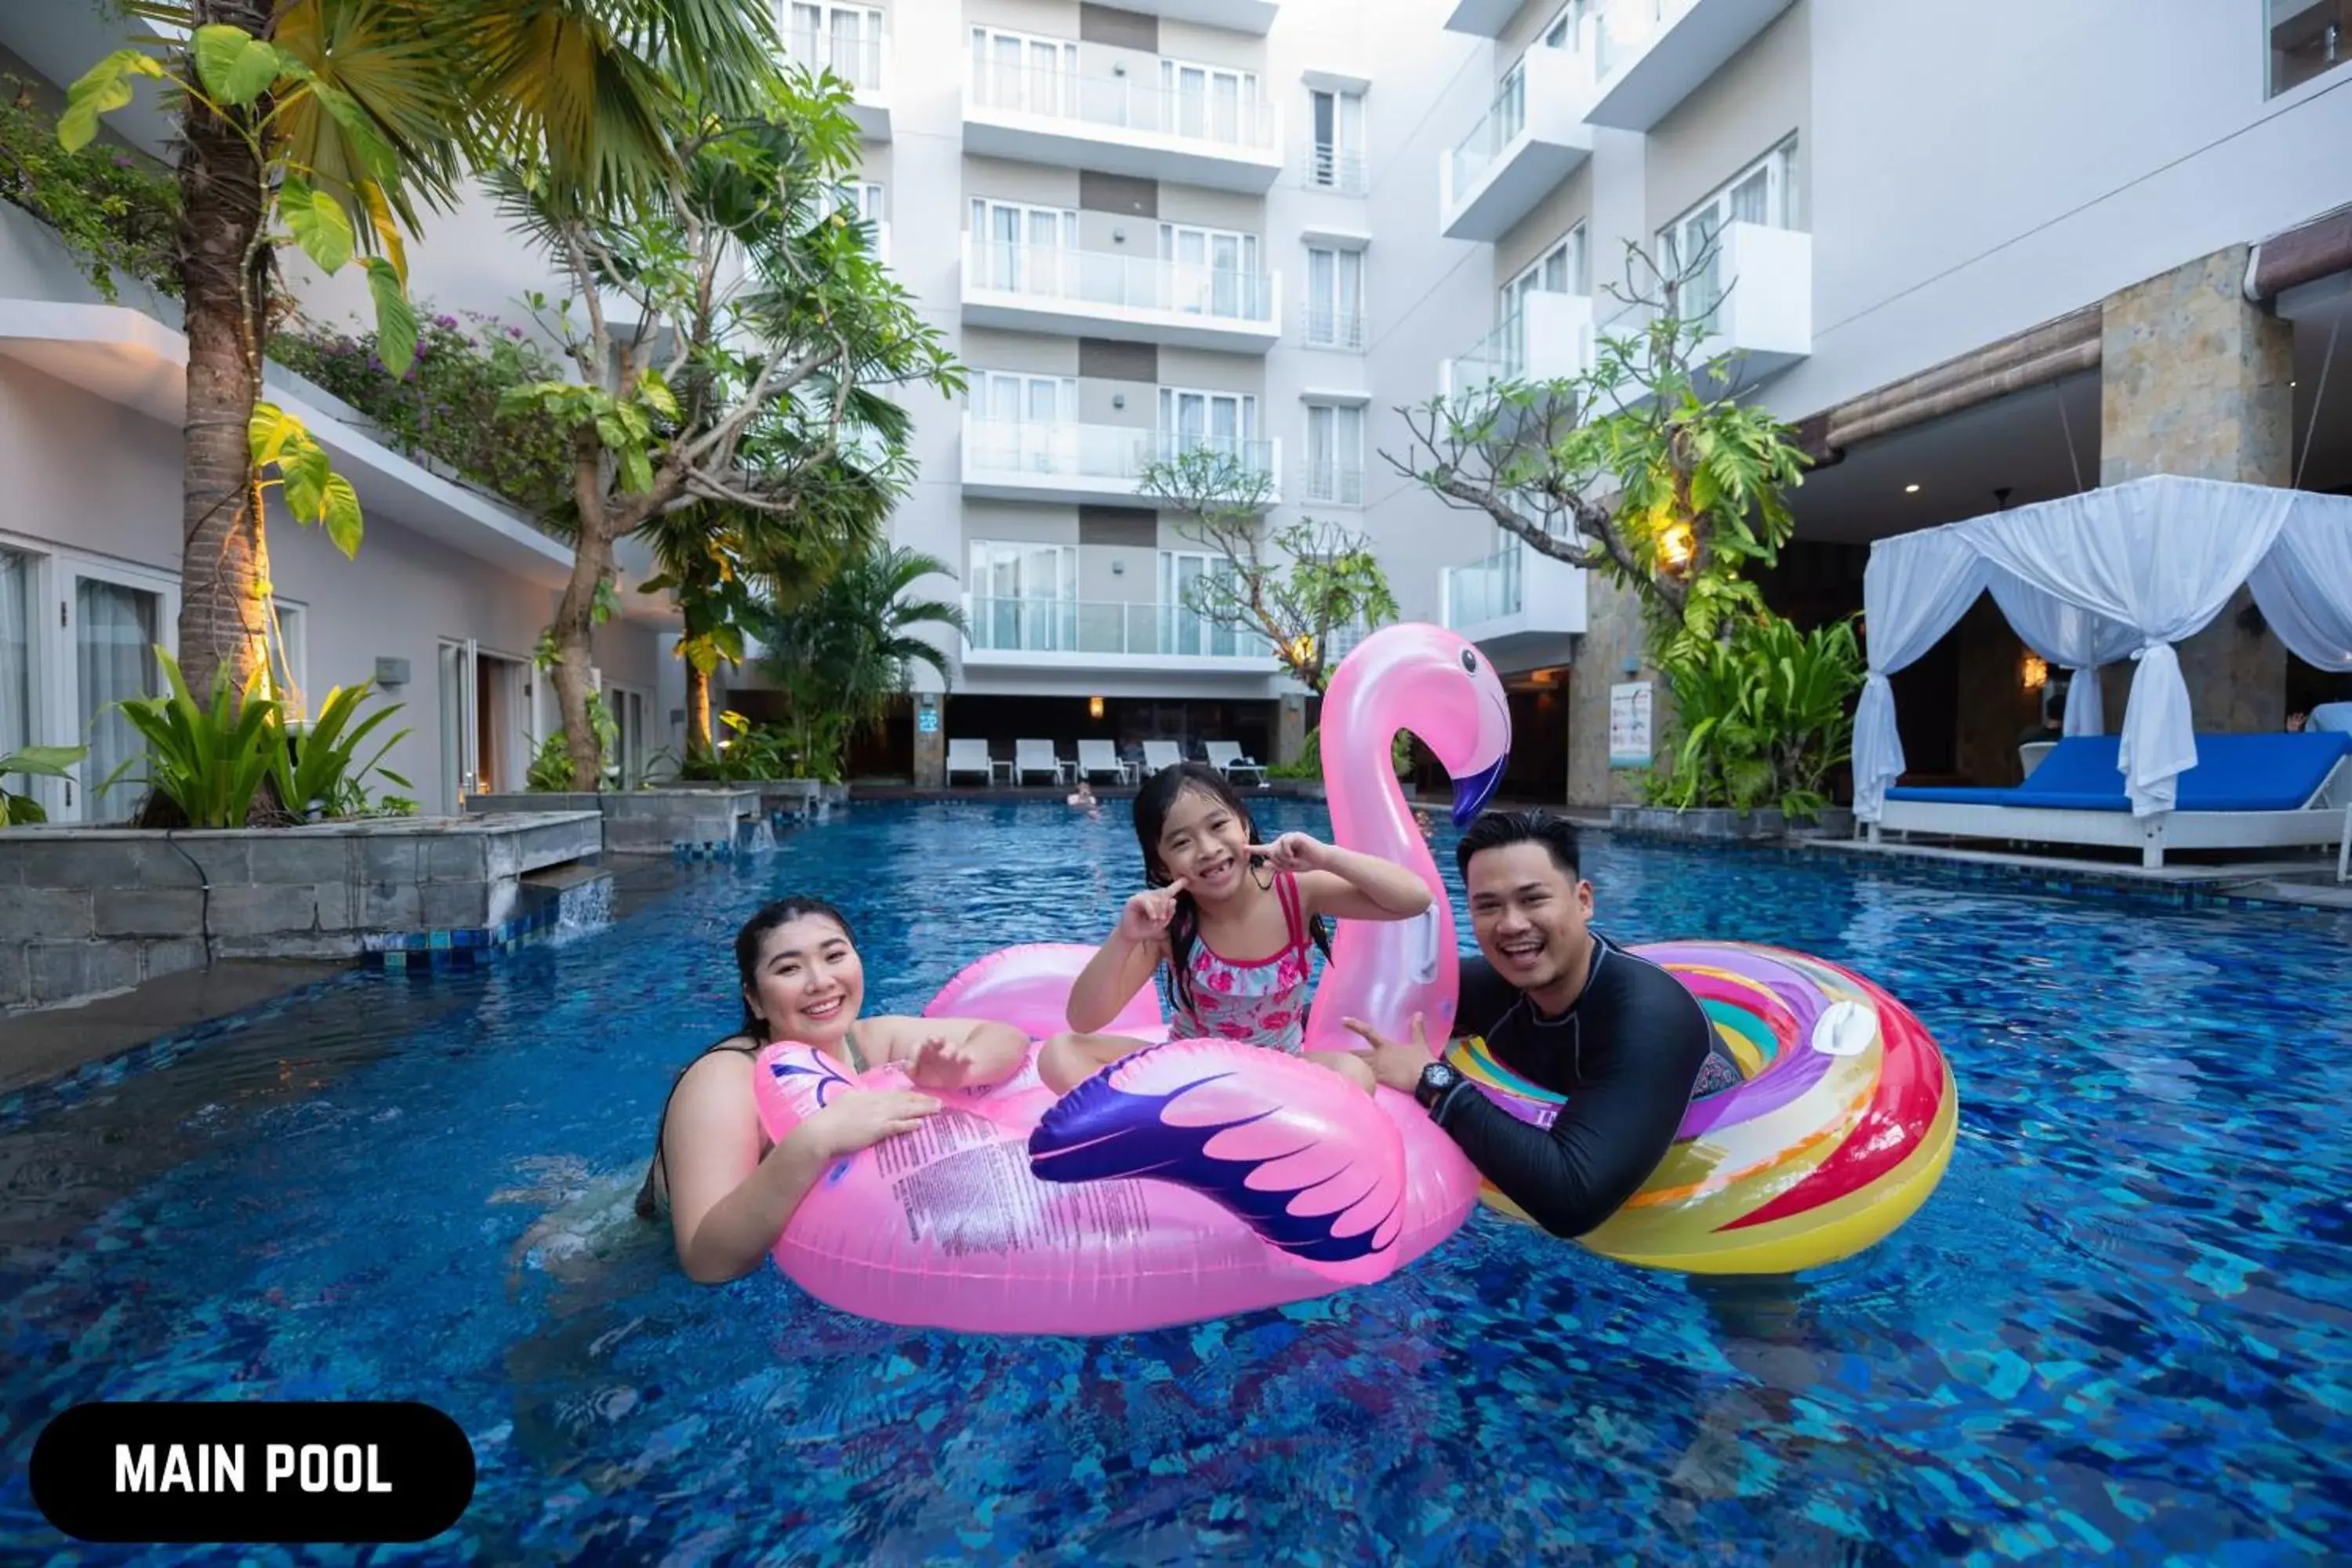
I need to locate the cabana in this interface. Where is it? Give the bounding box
[1853,475,2352,870]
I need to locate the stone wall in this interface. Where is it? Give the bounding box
[0,813,601,1010]
[913,694,946,787]
[466,788,757,858]
[2101,243,2293,733]
[1275,694,1308,768]
[1566,575,1665,808]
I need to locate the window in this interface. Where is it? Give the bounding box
[970,27,1076,115]
[1660,139,1798,326]
[268,598,309,717]
[790,4,884,92]
[1157,387,1260,466]
[970,198,1077,294]
[1304,404,1364,506]
[2271,1,2350,95]
[1158,222,1262,319]
[75,575,162,820]
[1159,57,1261,145]
[1308,88,1366,194]
[0,547,31,764]
[1502,226,1587,319]
[1158,550,1240,657]
[968,541,1076,651]
[605,684,649,789]
[1304,246,1366,350]
[969,371,1076,474]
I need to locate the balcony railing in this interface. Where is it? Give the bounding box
[1304,462,1365,506]
[1453,310,1533,388]
[967,597,1275,659]
[967,420,1276,487]
[965,238,1276,324]
[1306,142,1368,194]
[1300,304,1367,350]
[967,57,1277,151]
[1447,543,1523,626]
[786,28,885,92]
[1449,64,1528,196]
[1595,0,1668,80]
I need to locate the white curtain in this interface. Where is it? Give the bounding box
[2246,491,2352,673]
[1983,566,2142,737]
[1852,527,1988,822]
[1960,477,2296,815]
[77,579,160,819]
[0,550,29,760]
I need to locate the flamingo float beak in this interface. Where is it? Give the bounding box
[1450,754,1508,826]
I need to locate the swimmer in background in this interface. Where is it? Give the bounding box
[1039,761,1432,1095]
[1067,779,1099,811]
[1415,808,1436,842]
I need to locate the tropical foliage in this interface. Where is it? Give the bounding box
[1138,447,1398,692]
[0,72,179,300]
[66,0,789,704]
[0,745,89,826]
[1640,615,1862,819]
[1386,238,1809,666]
[746,544,964,783]
[100,647,411,828]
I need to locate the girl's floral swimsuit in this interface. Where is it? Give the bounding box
[1171,871,1312,1052]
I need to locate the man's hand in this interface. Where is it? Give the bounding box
[1343,1013,1437,1094]
[906,1035,978,1091]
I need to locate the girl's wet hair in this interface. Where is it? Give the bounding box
[733,895,856,1041]
[1131,761,1329,1017]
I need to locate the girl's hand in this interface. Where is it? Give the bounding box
[906,1035,978,1090]
[1247,833,1330,873]
[805,1089,940,1158]
[1115,879,1189,942]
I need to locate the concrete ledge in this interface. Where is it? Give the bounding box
[466,788,759,855]
[1610,805,1789,841]
[0,813,602,1011]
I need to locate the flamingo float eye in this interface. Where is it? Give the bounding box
[1460,649,1479,673]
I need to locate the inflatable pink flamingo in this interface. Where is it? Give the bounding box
[750,625,1512,1334]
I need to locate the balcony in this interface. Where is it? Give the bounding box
[1440,44,1596,242]
[962,418,1279,506]
[1442,0,1523,36]
[962,55,1282,193]
[960,239,1281,354]
[1587,0,1797,132]
[1675,221,1812,387]
[1304,143,1368,196]
[1443,539,1588,672]
[964,597,1283,674]
[1440,290,1595,402]
[1301,461,1365,506]
[1096,0,1280,34]
[1298,303,1367,352]
[785,27,891,141]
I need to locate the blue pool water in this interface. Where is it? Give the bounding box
[3,801,2350,1565]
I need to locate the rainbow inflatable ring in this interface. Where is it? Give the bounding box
[1446,940,1958,1275]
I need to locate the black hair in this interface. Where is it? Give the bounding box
[732,895,857,1041]
[1133,761,1331,1018]
[1455,810,1582,882]
[637,895,856,1221]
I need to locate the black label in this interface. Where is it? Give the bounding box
[30,1401,476,1544]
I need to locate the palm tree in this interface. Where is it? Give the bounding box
[749,544,964,775]
[103,0,784,702]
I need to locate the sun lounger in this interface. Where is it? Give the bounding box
[1014,739,1068,786]
[946,738,996,785]
[1204,741,1268,786]
[1076,739,1134,785]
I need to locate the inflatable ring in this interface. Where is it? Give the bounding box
[750,943,1481,1336]
[1446,940,1958,1275]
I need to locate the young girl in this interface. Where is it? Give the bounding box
[1041,762,1432,1094]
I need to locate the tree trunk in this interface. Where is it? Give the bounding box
[550,434,613,790]
[174,0,276,704]
[684,663,712,766]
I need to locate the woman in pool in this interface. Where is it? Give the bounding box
[638,896,1035,1283]
[1043,762,1432,1094]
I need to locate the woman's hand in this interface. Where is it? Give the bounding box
[906,1035,979,1090]
[804,1088,941,1158]
[1248,832,1331,873]
[1115,879,1189,942]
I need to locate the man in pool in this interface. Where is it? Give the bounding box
[1345,811,1738,1239]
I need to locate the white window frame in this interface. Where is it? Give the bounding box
[0,541,45,780]
[1303,402,1365,507]
[1659,138,1798,325]
[1540,0,1589,53]
[971,198,1078,294]
[269,597,310,717]
[1156,550,1240,657]
[1307,86,1366,193]
[970,26,1078,116]
[969,539,1078,652]
[1501,223,1588,319]
[1158,56,1260,145]
[603,679,652,789]
[789,4,885,92]
[1304,245,1366,350]
[13,542,182,822]
[1158,221,1261,320]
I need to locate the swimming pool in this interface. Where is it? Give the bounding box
[3,801,2347,1564]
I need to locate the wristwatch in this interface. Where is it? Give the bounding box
[1415,1061,1464,1120]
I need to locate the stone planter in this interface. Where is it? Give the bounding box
[0,811,602,1010]
[1610,804,1788,842]
[466,787,759,859]
[1791,806,1857,840]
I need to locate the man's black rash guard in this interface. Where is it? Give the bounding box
[1432,935,1714,1238]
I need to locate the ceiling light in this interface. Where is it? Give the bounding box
[1904,483,1921,494]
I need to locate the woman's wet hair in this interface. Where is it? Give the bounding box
[638,895,858,1222]
[733,895,856,1040]
[1132,761,1329,1016]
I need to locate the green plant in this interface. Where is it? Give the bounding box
[0,74,180,301]
[1643,615,1863,820]
[0,744,88,824]
[104,648,282,827]
[272,678,410,818]
[526,733,575,793]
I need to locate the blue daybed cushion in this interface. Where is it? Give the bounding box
[1885,731,2350,813]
